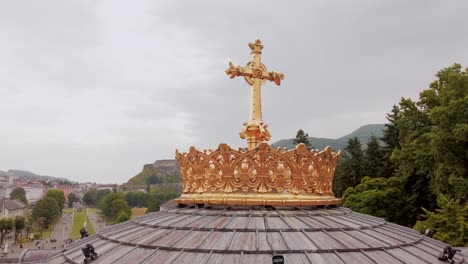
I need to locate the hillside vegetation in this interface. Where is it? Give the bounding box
[126,160,181,186]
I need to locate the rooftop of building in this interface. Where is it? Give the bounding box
[30,205,466,264]
[1,198,27,210]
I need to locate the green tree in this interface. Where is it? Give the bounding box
[146,175,160,185]
[32,197,60,225]
[97,189,111,202]
[342,176,410,225]
[414,195,467,246]
[390,64,467,226]
[99,192,125,220]
[363,135,385,178]
[379,105,401,178]
[10,187,28,204]
[293,129,312,149]
[333,137,365,197]
[417,64,468,201]
[111,199,131,220]
[36,217,46,239]
[83,189,97,206]
[46,190,65,212]
[14,216,25,242]
[116,211,130,223]
[0,218,14,245]
[68,193,78,208]
[392,98,437,224]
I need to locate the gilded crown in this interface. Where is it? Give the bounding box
[175,142,342,206]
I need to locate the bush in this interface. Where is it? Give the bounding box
[116,211,130,223]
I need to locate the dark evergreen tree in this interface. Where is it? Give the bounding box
[379,105,401,178]
[333,137,365,197]
[392,98,437,225]
[414,195,467,246]
[363,135,385,178]
[293,129,312,149]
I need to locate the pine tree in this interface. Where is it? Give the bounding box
[414,195,468,246]
[379,105,400,178]
[363,135,385,178]
[392,97,436,224]
[333,137,365,197]
[293,129,312,149]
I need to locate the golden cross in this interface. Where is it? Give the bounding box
[226,39,285,149]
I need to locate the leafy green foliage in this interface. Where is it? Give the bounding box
[14,216,25,242]
[35,217,46,239]
[83,189,111,207]
[0,218,14,244]
[111,199,131,220]
[125,191,149,207]
[414,195,467,246]
[32,197,60,226]
[333,137,365,197]
[99,192,125,220]
[146,187,180,213]
[10,187,28,204]
[363,135,385,178]
[418,64,468,201]
[46,190,65,212]
[293,129,312,149]
[126,162,181,186]
[339,64,468,245]
[116,211,131,223]
[379,105,400,178]
[343,177,409,224]
[68,193,78,208]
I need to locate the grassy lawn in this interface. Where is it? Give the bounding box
[131,208,147,219]
[70,212,95,239]
[85,208,98,213]
[63,208,74,213]
[31,225,53,239]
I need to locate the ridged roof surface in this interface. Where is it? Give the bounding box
[40,205,466,264]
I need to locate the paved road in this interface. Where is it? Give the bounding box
[2,211,74,258]
[2,209,106,258]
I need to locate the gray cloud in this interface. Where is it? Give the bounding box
[1,0,467,183]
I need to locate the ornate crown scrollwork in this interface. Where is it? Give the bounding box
[175,143,342,206]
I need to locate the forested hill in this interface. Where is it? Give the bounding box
[126,160,181,186]
[0,169,72,182]
[271,124,385,150]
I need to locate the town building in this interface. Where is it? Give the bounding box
[0,198,27,218]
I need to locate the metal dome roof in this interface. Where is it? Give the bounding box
[41,205,466,264]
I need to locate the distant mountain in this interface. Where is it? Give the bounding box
[126,160,181,186]
[271,124,385,151]
[0,169,72,182]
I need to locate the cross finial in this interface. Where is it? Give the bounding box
[225,39,285,149]
[248,39,263,54]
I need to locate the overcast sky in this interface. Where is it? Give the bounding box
[1,1,467,183]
